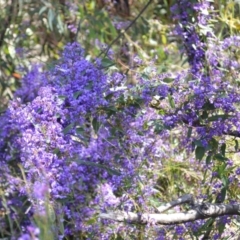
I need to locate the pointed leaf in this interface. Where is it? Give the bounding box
[92,117,101,134]
[220,143,226,156]
[63,123,74,134]
[101,58,115,68]
[168,94,175,108]
[195,146,205,161]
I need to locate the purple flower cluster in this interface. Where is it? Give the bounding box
[170,0,211,76]
[15,65,46,103]
[0,42,176,238]
[152,1,240,149]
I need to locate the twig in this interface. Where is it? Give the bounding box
[156,194,194,213]
[97,0,153,59]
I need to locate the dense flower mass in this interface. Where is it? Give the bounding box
[1,1,240,239]
[0,42,175,238]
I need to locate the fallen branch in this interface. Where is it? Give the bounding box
[99,197,240,225]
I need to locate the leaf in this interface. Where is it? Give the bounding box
[48,9,55,31]
[221,175,229,188]
[104,106,117,117]
[216,164,227,176]
[57,14,65,34]
[217,222,226,236]
[235,140,239,151]
[158,109,166,115]
[197,218,215,234]
[168,94,175,108]
[73,91,82,99]
[220,143,226,156]
[214,154,227,162]
[18,0,23,15]
[101,58,115,68]
[143,121,149,130]
[86,217,97,225]
[153,120,165,134]
[92,117,101,134]
[203,101,215,110]
[76,160,121,176]
[208,114,230,122]
[181,57,189,67]
[105,93,114,100]
[162,77,174,83]
[39,6,48,15]
[76,126,84,135]
[187,127,192,138]
[194,140,204,147]
[216,187,227,203]
[201,110,208,119]
[206,154,212,165]
[141,73,150,80]
[63,123,74,134]
[195,146,205,161]
[210,138,218,150]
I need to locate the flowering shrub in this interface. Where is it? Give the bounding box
[1,1,240,239]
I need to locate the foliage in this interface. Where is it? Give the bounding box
[0,0,175,111]
[0,0,240,240]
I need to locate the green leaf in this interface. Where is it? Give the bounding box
[217,187,227,203]
[235,140,239,152]
[206,154,212,165]
[181,57,189,67]
[76,159,121,176]
[39,6,48,15]
[73,91,82,99]
[220,143,226,156]
[48,9,55,31]
[168,94,175,108]
[216,164,227,176]
[194,140,204,147]
[208,114,230,122]
[63,123,74,134]
[53,148,60,155]
[197,218,215,234]
[153,120,165,134]
[221,175,229,187]
[214,154,227,162]
[143,121,149,130]
[210,138,218,150]
[217,222,226,236]
[157,109,166,115]
[58,95,66,100]
[162,77,174,83]
[92,117,101,134]
[86,217,97,225]
[187,127,192,138]
[101,58,115,68]
[76,126,85,135]
[201,110,208,119]
[195,146,205,161]
[57,14,65,34]
[141,73,150,80]
[105,93,114,100]
[203,101,215,110]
